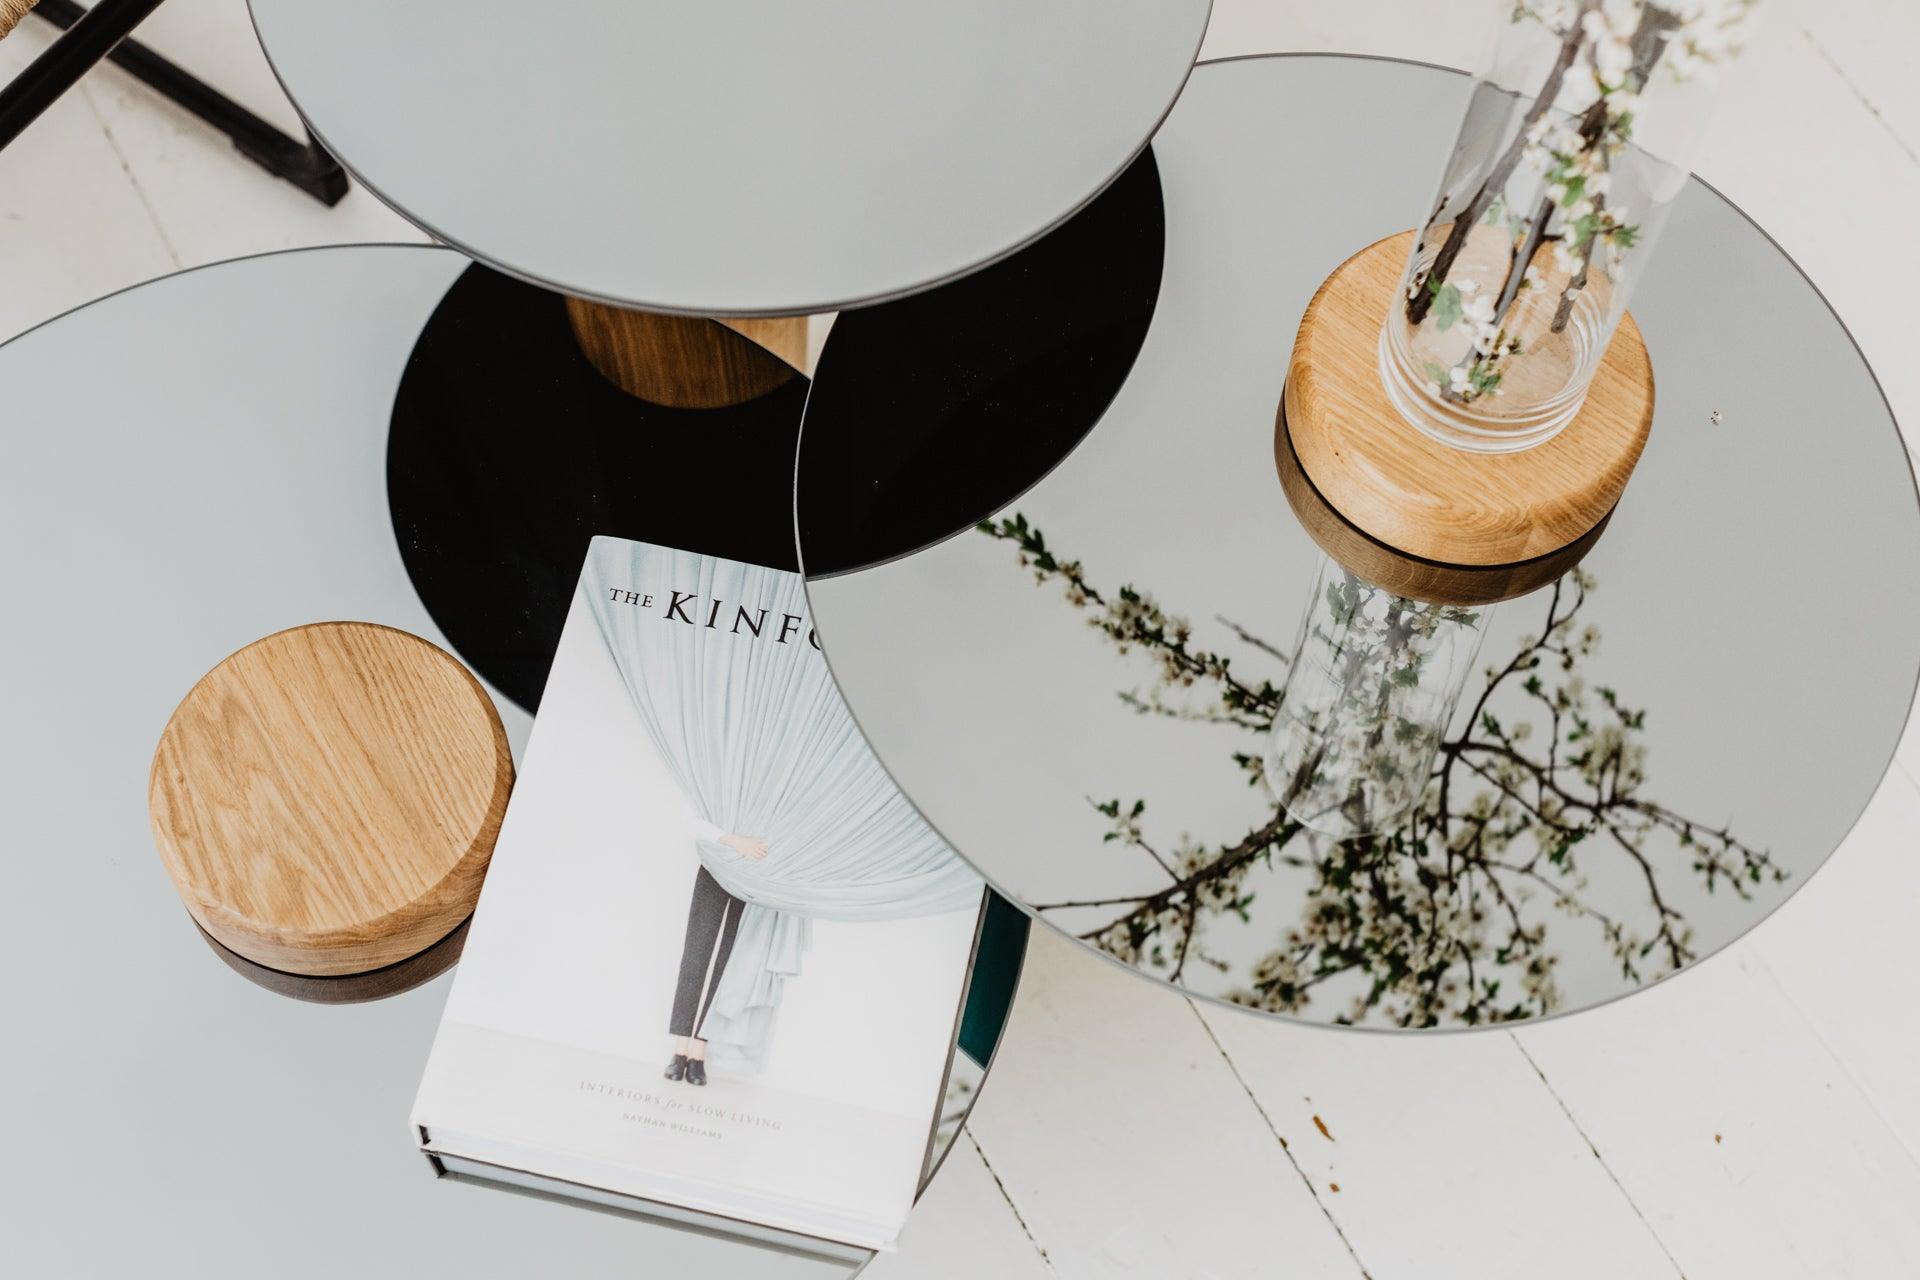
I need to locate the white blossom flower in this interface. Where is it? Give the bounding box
[1600,0,1643,38]
[1593,34,1634,84]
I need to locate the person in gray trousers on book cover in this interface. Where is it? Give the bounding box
[663,822,768,1086]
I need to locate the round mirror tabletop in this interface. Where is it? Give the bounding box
[796,54,1920,1030]
[0,245,1016,1275]
[246,0,1212,315]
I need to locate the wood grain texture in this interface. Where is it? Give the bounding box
[150,622,512,976]
[565,298,803,408]
[715,316,809,370]
[0,0,38,41]
[1285,231,1653,566]
[1273,396,1610,605]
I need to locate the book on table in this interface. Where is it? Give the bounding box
[412,535,987,1259]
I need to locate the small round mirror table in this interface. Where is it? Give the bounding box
[242,0,1211,721]
[0,246,1019,1277]
[796,53,1920,1032]
[10,6,1231,1268]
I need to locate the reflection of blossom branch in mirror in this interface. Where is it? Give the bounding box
[1265,566,1488,837]
[979,513,1784,1027]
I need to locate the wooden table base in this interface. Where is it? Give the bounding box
[150,622,512,977]
[1283,230,1653,568]
[565,299,805,409]
[1274,396,1611,606]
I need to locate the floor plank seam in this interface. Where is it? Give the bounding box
[964,1127,1059,1275]
[1507,1034,1690,1280]
[1799,26,1920,168]
[75,80,183,270]
[1739,939,1920,1179]
[1188,1001,1374,1280]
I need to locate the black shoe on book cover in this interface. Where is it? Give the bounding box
[664,1053,688,1081]
[685,1058,708,1087]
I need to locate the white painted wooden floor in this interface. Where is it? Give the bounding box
[6,2,1920,1275]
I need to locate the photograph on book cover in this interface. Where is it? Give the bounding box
[415,538,985,1251]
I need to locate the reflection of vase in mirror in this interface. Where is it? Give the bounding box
[1380,0,1756,451]
[1265,555,1490,838]
[981,514,1786,1027]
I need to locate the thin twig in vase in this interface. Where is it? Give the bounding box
[1405,0,1600,327]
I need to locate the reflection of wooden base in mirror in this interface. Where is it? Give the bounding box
[1284,230,1653,568]
[150,622,513,977]
[1274,400,1610,606]
[196,917,470,1003]
[564,298,805,409]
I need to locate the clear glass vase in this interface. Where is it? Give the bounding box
[1266,555,1491,838]
[1381,0,1757,452]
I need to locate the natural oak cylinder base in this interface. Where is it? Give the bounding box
[565,298,805,409]
[150,622,513,977]
[1284,231,1654,567]
[1275,399,1611,606]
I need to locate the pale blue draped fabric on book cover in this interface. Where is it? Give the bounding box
[582,538,982,1068]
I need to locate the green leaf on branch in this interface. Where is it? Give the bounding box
[1326,580,1358,627]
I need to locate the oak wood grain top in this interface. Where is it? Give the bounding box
[1285,231,1653,566]
[1273,396,1612,605]
[150,622,512,977]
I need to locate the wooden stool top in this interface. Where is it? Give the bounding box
[1,0,41,41]
[150,622,512,977]
[1284,231,1653,567]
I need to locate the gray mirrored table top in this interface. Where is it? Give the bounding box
[246,0,1211,316]
[797,54,1920,1031]
[0,246,983,1277]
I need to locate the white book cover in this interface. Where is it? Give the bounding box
[412,537,985,1252]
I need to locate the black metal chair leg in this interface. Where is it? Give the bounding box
[1,0,349,207]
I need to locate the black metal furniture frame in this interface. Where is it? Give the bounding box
[0,0,346,205]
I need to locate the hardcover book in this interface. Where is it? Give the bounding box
[412,537,987,1257]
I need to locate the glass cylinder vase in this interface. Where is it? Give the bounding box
[1380,0,1757,452]
[1266,554,1492,838]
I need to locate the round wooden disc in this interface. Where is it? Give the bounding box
[1284,230,1654,566]
[564,298,803,409]
[1273,395,1612,606]
[150,622,513,977]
